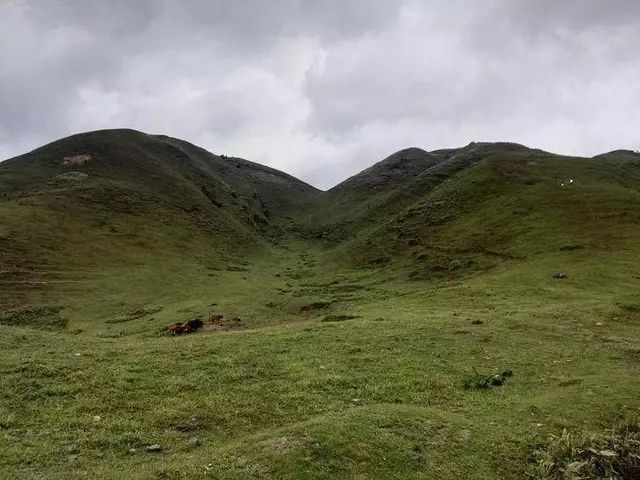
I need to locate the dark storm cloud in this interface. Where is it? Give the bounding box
[1,0,638,188]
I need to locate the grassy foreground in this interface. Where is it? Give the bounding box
[1,251,639,479]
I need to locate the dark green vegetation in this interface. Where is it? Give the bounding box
[1,130,639,478]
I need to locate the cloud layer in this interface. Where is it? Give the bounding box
[1,0,639,188]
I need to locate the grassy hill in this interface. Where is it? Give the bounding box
[0,129,320,331]
[1,130,639,479]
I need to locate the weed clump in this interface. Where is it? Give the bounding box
[463,369,513,390]
[531,416,640,479]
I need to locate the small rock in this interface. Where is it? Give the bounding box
[187,437,201,446]
[552,273,567,279]
[145,444,163,453]
[92,415,101,422]
[596,322,603,327]
[471,319,484,325]
[127,448,137,454]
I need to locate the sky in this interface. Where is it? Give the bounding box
[1,0,639,189]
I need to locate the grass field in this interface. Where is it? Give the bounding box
[1,131,639,478]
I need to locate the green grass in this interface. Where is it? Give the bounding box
[1,131,640,478]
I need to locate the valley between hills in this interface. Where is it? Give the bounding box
[1,129,639,479]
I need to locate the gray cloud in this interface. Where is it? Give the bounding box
[1,0,639,189]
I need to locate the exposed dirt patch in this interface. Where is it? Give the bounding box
[62,154,92,167]
[201,314,247,333]
[163,318,204,335]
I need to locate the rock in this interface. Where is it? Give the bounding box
[471,319,484,325]
[145,444,163,453]
[127,448,137,454]
[92,415,101,422]
[187,437,201,446]
[552,272,567,279]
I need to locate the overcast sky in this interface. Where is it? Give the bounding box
[1,0,639,188]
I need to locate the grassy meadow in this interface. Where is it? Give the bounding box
[1,131,639,478]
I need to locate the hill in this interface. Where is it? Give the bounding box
[319,142,640,274]
[1,130,640,479]
[0,129,319,330]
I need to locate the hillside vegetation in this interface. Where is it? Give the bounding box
[1,130,639,479]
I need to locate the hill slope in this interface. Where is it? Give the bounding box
[0,129,319,328]
[1,131,640,479]
[319,143,640,275]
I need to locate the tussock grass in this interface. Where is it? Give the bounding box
[531,416,640,479]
